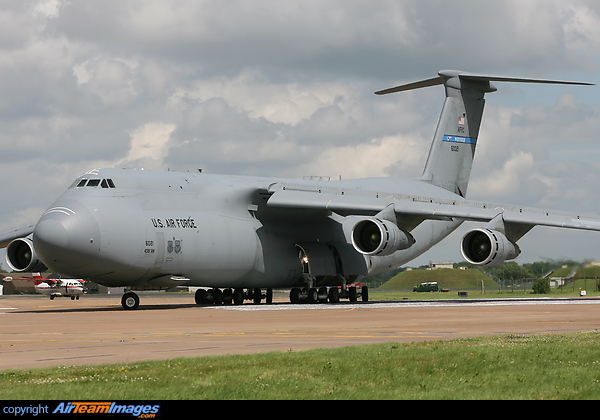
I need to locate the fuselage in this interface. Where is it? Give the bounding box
[32,168,463,289]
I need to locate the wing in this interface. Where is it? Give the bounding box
[266,186,600,241]
[0,224,36,248]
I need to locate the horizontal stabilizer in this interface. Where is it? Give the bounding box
[375,70,594,95]
[374,76,444,95]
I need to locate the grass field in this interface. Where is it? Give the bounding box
[377,267,493,291]
[2,331,600,400]
[369,288,600,301]
[375,267,600,297]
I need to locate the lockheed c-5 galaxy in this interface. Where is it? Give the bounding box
[0,70,597,310]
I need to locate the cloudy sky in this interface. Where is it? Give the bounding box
[1,0,600,268]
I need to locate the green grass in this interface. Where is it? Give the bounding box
[551,265,576,277]
[574,265,600,278]
[2,332,600,399]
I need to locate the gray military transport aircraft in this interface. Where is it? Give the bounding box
[0,70,597,310]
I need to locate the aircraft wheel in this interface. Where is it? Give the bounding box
[212,288,223,305]
[349,286,357,302]
[253,288,262,304]
[195,289,207,305]
[71,296,75,300]
[361,286,369,302]
[265,288,273,304]
[328,287,339,303]
[290,287,301,304]
[233,288,244,305]
[222,288,233,305]
[307,287,318,304]
[50,295,55,300]
[318,287,328,303]
[122,292,140,310]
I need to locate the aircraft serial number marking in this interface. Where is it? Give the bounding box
[150,217,197,229]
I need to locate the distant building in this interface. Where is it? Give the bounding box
[586,261,600,267]
[431,262,454,270]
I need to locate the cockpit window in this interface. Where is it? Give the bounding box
[72,178,116,188]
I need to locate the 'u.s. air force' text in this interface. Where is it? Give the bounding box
[151,217,197,229]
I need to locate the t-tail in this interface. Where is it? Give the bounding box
[376,70,592,197]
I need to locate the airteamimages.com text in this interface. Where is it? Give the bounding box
[3,401,162,418]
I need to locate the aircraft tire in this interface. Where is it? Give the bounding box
[233,288,244,305]
[290,287,301,304]
[212,288,223,305]
[349,287,357,302]
[222,288,233,305]
[265,288,273,304]
[361,286,369,302]
[307,287,318,304]
[122,292,140,310]
[328,287,339,303]
[195,289,207,305]
[253,288,262,304]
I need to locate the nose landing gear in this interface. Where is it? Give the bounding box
[121,291,140,310]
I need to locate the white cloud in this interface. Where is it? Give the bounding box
[32,0,61,19]
[297,135,426,181]
[470,151,535,199]
[120,122,176,168]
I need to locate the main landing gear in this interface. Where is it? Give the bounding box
[194,288,273,306]
[289,285,369,304]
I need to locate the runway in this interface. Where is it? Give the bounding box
[1,293,599,370]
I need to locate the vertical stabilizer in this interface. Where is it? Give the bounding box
[375,70,592,197]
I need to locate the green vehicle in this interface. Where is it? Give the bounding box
[413,282,439,292]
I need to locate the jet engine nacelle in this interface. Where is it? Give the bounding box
[6,237,48,272]
[351,218,414,256]
[460,228,521,267]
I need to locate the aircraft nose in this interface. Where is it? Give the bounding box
[33,200,101,272]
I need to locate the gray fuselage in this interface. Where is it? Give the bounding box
[32,168,462,289]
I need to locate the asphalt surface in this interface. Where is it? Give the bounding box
[1,293,599,370]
